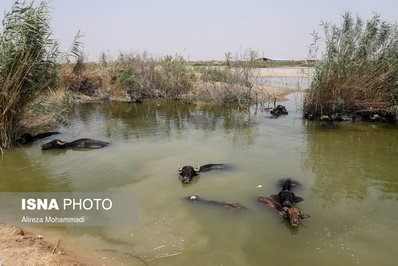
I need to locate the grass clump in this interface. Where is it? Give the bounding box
[303,12,398,120]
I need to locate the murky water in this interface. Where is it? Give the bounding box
[1,94,397,266]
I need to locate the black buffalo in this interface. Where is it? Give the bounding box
[271,179,304,208]
[270,105,288,117]
[17,132,60,144]
[177,164,230,183]
[41,138,109,150]
[187,195,246,211]
[320,115,338,129]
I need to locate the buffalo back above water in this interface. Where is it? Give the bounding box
[187,195,246,211]
[17,132,60,144]
[41,138,109,150]
[272,179,304,208]
[178,163,230,183]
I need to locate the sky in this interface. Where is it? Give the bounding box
[0,0,397,61]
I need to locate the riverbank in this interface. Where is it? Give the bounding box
[55,66,313,104]
[251,85,299,102]
[0,225,90,265]
[20,66,312,130]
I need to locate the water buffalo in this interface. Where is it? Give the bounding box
[187,195,246,211]
[41,138,109,150]
[177,164,230,183]
[258,196,310,227]
[320,115,338,129]
[271,179,304,208]
[17,132,60,144]
[270,105,288,117]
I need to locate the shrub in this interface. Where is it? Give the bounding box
[0,1,60,149]
[195,49,258,106]
[114,65,142,99]
[304,12,398,120]
[157,55,193,99]
[110,53,194,100]
[66,58,105,97]
[200,67,233,82]
[0,1,81,150]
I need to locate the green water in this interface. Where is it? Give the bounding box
[1,95,397,266]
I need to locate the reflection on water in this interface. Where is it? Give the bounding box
[73,101,259,145]
[303,122,398,203]
[1,96,397,266]
[0,148,74,192]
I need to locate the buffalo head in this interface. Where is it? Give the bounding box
[279,207,310,227]
[17,133,33,144]
[41,139,67,150]
[178,165,200,183]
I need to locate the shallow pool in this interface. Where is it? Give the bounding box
[1,94,397,265]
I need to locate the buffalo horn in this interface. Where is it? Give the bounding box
[56,140,66,146]
[178,166,183,172]
[194,165,200,172]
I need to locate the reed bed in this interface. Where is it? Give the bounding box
[0,1,80,150]
[303,13,398,121]
[0,1,60,149]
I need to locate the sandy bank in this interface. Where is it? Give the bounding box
[252,85,299,102]
[0,225,90,265]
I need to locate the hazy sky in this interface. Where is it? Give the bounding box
[1,0,397,61]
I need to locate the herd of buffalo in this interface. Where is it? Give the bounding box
[17,130,310,228]
[184,171,310,227]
